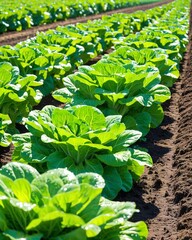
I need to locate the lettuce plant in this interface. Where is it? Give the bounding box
[104,46,180,87]
[0,45,72,96]
[0,162,148,239]
[12,105,152,199]
[118,32,183,63]
[53,60,170,136]
[0,62,43,126]
[114,6,189,63]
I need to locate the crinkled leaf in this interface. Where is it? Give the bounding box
[130,148,153,167]
[77,172,105,190]
[31,168,77,199]
[0,175,14,197]
[0,162,40,182]
[120,221,148,239]
[149,84,171,103]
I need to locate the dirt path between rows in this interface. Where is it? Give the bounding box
[0,0,173,46]
[118,2,192,239]
[0,0,191,239]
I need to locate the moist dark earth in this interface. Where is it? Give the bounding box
[0,0,192,239]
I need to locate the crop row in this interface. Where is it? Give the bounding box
[0,4,170,137]
[0,0,160,34]
[0,0,190,239]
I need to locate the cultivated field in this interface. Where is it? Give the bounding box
[0,0,191,239]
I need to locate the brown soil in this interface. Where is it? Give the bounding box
[0,0,173,46]
[0,0,192,239]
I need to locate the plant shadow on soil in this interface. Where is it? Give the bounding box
[116,186,160,222]
[139,101,175,163]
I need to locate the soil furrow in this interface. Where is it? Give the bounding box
[145,72,182,240]
[172,6,192,238]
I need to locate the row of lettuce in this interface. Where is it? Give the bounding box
[0,0,190,239]
[0,5,169,131]
[0,0,161,34]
